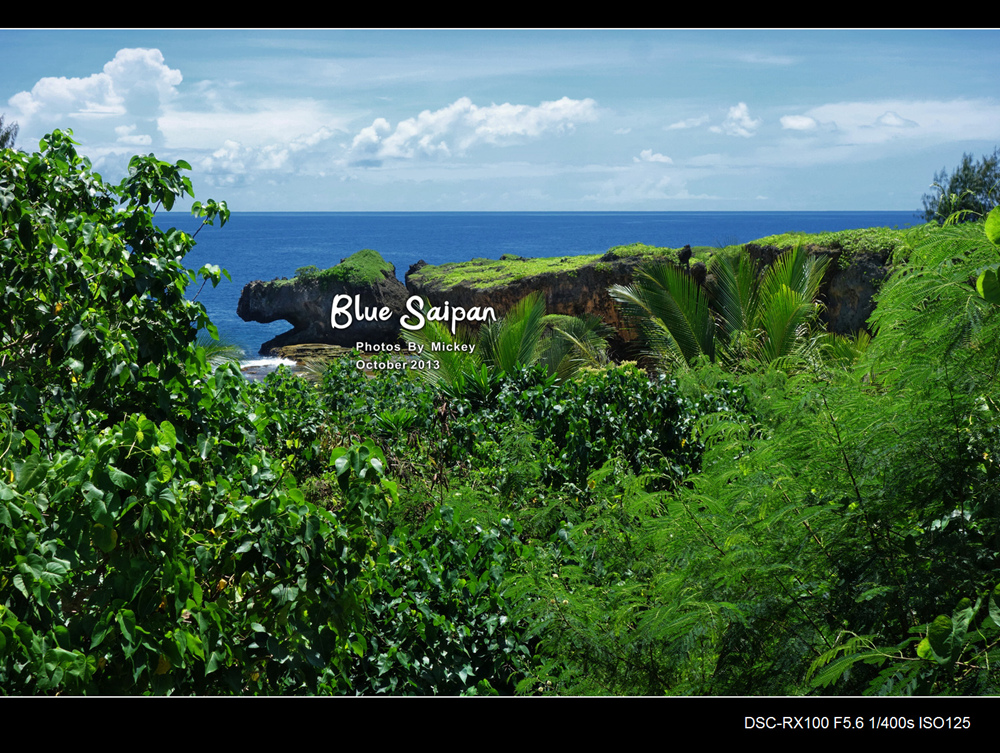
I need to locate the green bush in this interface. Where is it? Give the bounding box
[0,132,430,694]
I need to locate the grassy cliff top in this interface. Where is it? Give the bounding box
[407,243,717,290]
[750,226,916,262]
[281,248,394,287]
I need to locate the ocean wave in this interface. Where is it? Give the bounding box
[239,356,298,381]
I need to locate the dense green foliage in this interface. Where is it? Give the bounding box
[3,130,1000,695]
[922,147,1000,224]
[0,133,529,694]
[401,291,610,396]
[751,225,911,262]
[405,242,706,291]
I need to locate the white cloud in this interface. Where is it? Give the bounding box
[634,149,673,163]
[9,48,181,131]
[710,102,761,138]
[687,153,725,166]
[115,124,152,145]
[197,124,341,181]
[667,115,709,130]
[583,174,717,205]
[347,96,598,166]
[799,99,999,145]
[875,111,917,128]
[780,115,817,131]
[158,106,348,150]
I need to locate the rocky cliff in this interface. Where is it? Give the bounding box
[237,249,410,355]
[405,245,680,340]
[238,241,890,355]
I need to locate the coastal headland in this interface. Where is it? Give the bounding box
[238,231,899,358]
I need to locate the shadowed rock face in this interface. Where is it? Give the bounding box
[237,260,409,355]
[817,250,892,335]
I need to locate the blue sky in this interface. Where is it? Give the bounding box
[3,29,999,212]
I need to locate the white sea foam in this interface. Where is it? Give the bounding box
[239,357,298,381]
[241,357,297,370]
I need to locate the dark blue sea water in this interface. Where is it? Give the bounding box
[175,211,922,359]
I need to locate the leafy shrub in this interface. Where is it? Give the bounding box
[0,132,431,695]
[454,362,746,490]
[345,507,531,694]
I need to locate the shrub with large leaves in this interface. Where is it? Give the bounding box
[0,132,410,694]
[0,129,230,443]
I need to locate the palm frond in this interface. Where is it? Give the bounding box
[710,251,760,343]
[195,331,244,369]
[479,291,548,375]
[610,263,714,370]
[540,314,612,381]
[399,307,479,388]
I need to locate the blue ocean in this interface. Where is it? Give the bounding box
[176,211,922,360]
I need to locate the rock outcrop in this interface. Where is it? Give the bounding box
[238,242,890,356]
[237,249,409,355]
[405,246,678,341]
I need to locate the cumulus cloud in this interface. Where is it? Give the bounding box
[196,124,341,183]
[710,102,761,138]
[346,96,598,166]
[634,149,673,163]
[9,48,181,132]
[780,115,817,131]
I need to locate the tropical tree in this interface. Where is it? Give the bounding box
[609,244,829,373]
[921,148,1000,224]
[0,114,17,150]
[0,129,438,695]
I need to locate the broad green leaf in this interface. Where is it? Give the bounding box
[93,524,117,553]
[23,430,39,452]
[107,465,136,489]
[977,267,1000,305]
[157,421,177,450]
[989,584,1000,628]
[117,609,137,648]
[67,323,87,350]
[13,455,48,492]
[986,206,1000,245]
[184,630,205,660]
[927,614,954,665]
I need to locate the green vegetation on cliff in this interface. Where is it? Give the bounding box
[284,247,394,287]
[407,242,716,291]
[751,225,914,262]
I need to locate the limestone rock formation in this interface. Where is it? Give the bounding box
[237,249,410,355]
